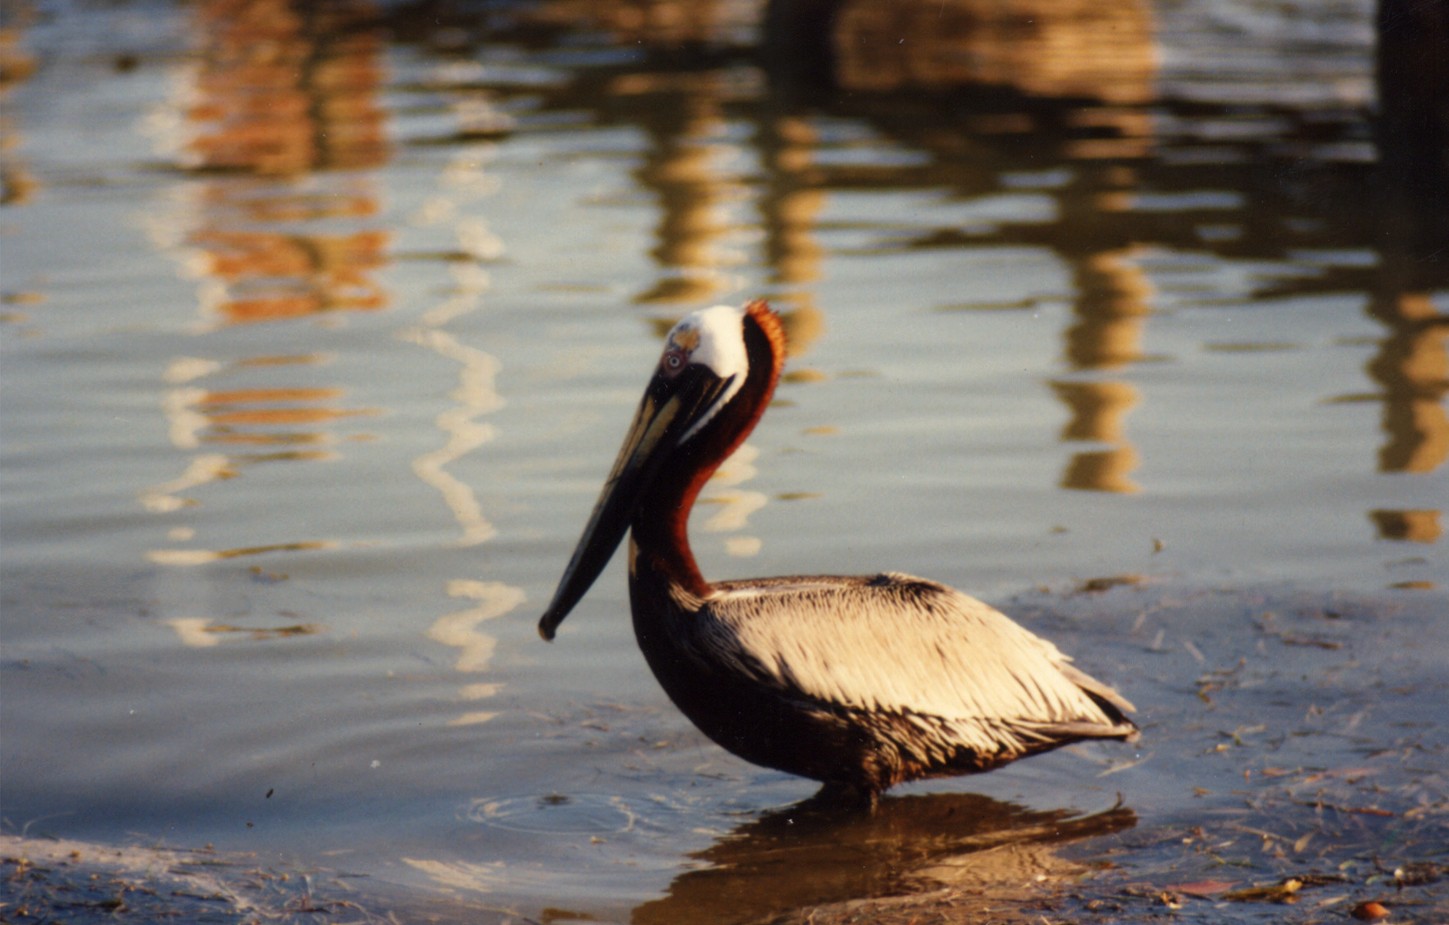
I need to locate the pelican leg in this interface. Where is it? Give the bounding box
[809,780,880,813]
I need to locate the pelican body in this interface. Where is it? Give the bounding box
[539,301,1137,804]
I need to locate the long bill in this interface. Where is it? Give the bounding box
[537,378,705,640]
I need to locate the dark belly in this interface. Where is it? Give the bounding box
[637,633,876,784]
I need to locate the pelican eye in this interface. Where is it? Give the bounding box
[661,344,690,378]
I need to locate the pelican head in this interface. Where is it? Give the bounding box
[538,301,783,640]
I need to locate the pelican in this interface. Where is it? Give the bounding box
[539,300,1138,805]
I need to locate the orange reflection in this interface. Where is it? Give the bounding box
[1371,509,1442,545]
[1051,249,1151,493]
[1,15,39,208]
[186,0,388,175]
[175,0,391,326]
[1368,293,1449,477]
[760,114,828,325]
[623,75,746,306]
[188,225,389,324]
[161,373,375,450]
[1052,381,1142,494]
[1066,249,1153,371]
[141,0,391,561]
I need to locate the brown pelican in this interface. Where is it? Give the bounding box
[539,300,1138,805]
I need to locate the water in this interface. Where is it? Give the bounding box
[2,1,1445,922]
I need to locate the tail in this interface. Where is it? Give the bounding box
[1060,661,1140,742]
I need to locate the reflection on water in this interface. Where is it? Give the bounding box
[428,579,524,726]
[167,616,321,647]
[182,0,388,176]
[142,0,392,565]
[175,0,390,324]
[1053,248,1153,492]
[828,0,1156,103]
[1368,294,1449,479]
[0,16,38,209]
[401,788,1134,923]
[491,0,1446,520]
[402,308,503,547]
[635,792,1135,925]
[627,69,754,306]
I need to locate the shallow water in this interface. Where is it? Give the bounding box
[2,0,1446,922]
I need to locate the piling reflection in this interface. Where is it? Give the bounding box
[141,352,371,562]
[0,17,38,209]
[143,0,392,566]
[184,0,388,176]
[445,0,1446,532]
[624,71,752,307]
[1052,249,1153,493]
[827,0,1155,103]
[173,0,389,325]
[633,792,1135,925]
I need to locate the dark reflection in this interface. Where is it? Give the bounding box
[633,792,1135,925]
[768,0,1154,104]
[1366,0,1449,487]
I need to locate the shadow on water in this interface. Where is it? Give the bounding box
[634,792,1136,925]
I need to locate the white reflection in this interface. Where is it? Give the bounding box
[699,443,765,556]
[702,490,768,534]
[428,580,524,726]
[167,617,220,648]
[139,453,233,512]
[402,324,502,547]
[428,579,523,672]
[400,857,506,895]
[402,146,505,547]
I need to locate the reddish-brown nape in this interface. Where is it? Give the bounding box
[744,298,788,379]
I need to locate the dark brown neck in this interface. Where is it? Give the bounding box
[630,440,715,596]
[629,303,784,598]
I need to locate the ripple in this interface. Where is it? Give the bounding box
[466,793,638,835]
[465,791,703,836]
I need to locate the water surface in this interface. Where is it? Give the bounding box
[2,1,1445,921]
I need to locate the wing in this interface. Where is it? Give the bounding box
[696,572,1136,737]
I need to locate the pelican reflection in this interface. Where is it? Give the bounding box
[633,790,1135,925]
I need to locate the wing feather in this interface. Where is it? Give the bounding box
[698,573,1131,733]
